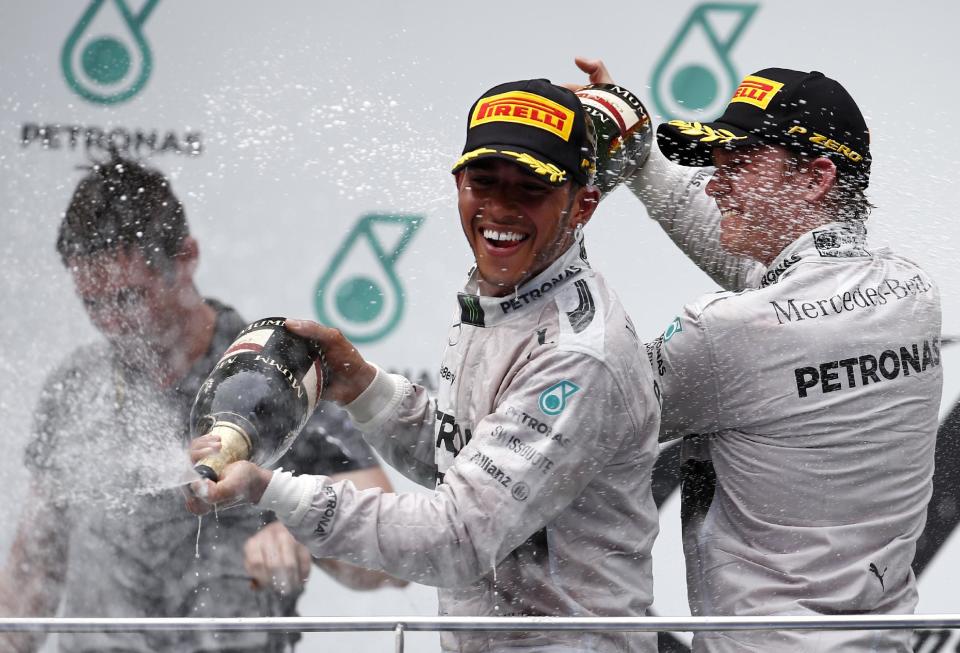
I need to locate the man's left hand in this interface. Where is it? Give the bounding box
[244,521,312,593]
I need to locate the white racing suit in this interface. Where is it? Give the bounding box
[259,243,661,652]
[628,147,943,652]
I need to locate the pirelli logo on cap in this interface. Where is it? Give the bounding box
[471,91,575,141]
[730,75,785,110]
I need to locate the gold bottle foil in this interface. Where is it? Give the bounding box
[194,421,252,481]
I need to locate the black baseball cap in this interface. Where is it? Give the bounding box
[451,79,595,187]
[657,68,872,188]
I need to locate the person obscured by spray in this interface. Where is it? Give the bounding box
[0,154,400,653]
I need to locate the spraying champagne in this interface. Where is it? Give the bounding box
[190,317,326,482]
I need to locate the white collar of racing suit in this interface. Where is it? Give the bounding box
[457,241,592,328]
[757,221,870,289]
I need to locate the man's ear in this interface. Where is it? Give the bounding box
[453,170,465,189]
[174,236,200,280]
[804,157,838,202]
[572,185,601,229]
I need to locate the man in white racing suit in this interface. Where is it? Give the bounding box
[187,78,661,652]
[577,60,943,651]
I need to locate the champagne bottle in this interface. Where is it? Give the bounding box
[190,317,326,482]
[576,83,653,197]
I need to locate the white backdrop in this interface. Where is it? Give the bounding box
[2,2,960,651]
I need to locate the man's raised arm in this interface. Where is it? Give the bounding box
[570,57,761,291]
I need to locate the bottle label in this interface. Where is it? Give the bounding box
[217,326,273,362]
[215,321,324,414]
[577,87,648,136]
[575,83,653,197]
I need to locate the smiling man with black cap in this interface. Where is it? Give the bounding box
[575,60,943,651]
[186,78,662,653]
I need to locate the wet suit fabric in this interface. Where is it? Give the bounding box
[628,148,943,652]
[258,244,662,653]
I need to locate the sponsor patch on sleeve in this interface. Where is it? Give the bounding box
[538,380,580,416]
[313,485,339,540]
[663,317,683,342]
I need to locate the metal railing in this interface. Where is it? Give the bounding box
[3,615,960,652]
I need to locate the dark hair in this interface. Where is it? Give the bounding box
[56,153,188,272]
[785,152,873,223]
[832,175,874,223]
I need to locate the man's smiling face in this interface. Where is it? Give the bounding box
[456,159,596,297]
[706,144,812,264]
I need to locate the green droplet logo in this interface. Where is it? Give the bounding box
[62,0,160,105]
[315,215,424,344]
[651,3,758,120]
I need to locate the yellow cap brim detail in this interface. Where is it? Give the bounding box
[666,120,749,145]
[452,147,567,185]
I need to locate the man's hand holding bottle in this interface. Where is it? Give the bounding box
[185,318,375,513]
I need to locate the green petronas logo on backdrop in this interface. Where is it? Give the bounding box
[315,215,424,344]
[651,3,758,121]
[62,0,160,105]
